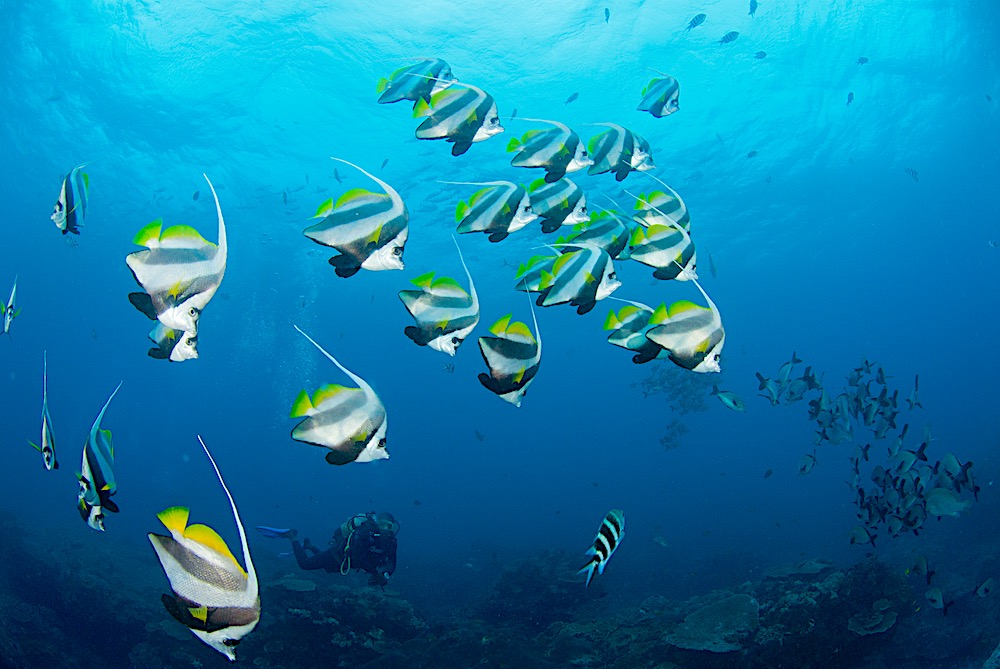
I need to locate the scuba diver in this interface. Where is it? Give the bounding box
[257,512,399,586]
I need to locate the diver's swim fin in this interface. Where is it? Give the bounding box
[255,526,297,539]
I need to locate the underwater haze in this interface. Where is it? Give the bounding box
[2,0,999,667]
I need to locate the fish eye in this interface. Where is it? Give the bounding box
[451,337,460,345]
[223,639,240,647]
[523,205,532,213]
[714,354,720,361]
[609,272,617,280]
[392,246,402,257]
[490,117,499,124]
[188,307,198,316]
[378,438,387,447]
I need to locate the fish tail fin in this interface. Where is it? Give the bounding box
[576,561,597,587]
[710,385,720,396]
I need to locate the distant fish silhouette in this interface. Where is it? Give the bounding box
[564,92,579,104]
[903,167,919,182]
[719,31,739,44]
[686,13,706,30]
[192,190,200,201]
[604,7,610,22]
[857,57,869,65]
[847,91,854,105]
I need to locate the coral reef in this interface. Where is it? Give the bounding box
[664,594,760,652]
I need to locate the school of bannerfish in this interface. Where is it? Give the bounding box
[8,34,977,659]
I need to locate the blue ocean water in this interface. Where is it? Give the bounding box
[1,0,999,666]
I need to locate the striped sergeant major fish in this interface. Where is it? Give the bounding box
[413,79,504,156]
[1,275,19,336]
[375,58,456,107]
[527,178,588,234]
[477,301,542,407]
[290,326,389,466]
[398,238,479,356]
[557,209,633,260]
[578,509,625,587]
[603,298,669,364]
[534,244,621,315]
[28,352,59,470]
[77,381,123,531]
[51,164,90,235]
[646,278,725,373]
[126,174,227,335]
[506,118,593,183]
[587,124,655,181]
[636,75,680,118]
[148,436,260,661]
[448,180,537,243]
[304,158,408,278]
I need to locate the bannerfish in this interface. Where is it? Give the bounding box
[513,254,557,293]
[646,278,725,373]
[51,164,89,235]
[126,174,227,334]
[413,80,504,156]
[558,209,632,260]
[290,326,389,465]
[477,306,542,407]
[147,322,198,362]
[719,31,740,44]
[398,238,480,356]
[925,587,953,616]
[632,178,691,231]
[798,450,817,475]
[533,245,621,315]
[28,351,58,470]
[149,436,260,661]
[636,76,680,118]
[77,381,123,532]
[506,118,593,183]
[630,133,656,172]
[578,509,625,587]
[603,298,669,364]
[711,386,745,412]
[449,180,537,243]
[625,222,697,281]
[376,58,455,106]
[587,124,644,182]
[686,13,706,30]
[304,158,408,277]
[2,275,19,336]
[527,178,589,233]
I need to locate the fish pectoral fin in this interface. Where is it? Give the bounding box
[451,141,472,156]
[328,254,362,278]
[128,292,159,320]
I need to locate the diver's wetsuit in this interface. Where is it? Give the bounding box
[292,516,397,585]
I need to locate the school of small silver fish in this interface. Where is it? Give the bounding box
[3,23,964,656]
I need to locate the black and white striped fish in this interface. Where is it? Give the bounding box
[587,124,655,181]
[506,118,592,183]
[477,306,542,407]
[376,58,456,107]
[398,240,479,356]
[513,254,557,293]
[578,509,625,587]
[633,179,690,231]
[636,76,680,118]
[646,279,725,373]
[51,164,89,235]
[450,180,537,243]
[527,178,589,233]
[534,245,621,315]
[77,382,122,532]
[304,158,408,278]
[147,322,198,362]
[2,275,19,336]
[558,209,633,260]
[149,437,260,662]
[626,223,697,280]
[603,299,669,364]
[28,351,58,470]
[413,80,504,156]
[125,175,227,334]
[290,326,389,466]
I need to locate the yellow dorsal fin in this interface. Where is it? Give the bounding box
[469,187,493,207]
[667,300,705,317]
[603,310,622,330]
[490,314,513,335]
[629,225,647,245]
[411,272,436,288]
[313,197,334,219]
[429,87,464,108]
[290,389,314,418]
[429,276,468,298]
[551,251,576,276]
[650,303,670,324]
[312,384,352,407]
[335,188,382,208]
[159,225,213,249]
[505,321,535,344]
[185,523,245,576]
[133,219,163,247]
[157,506,190,535]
